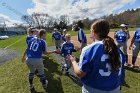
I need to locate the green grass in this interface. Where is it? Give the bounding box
[110,28,137,32]
[68,29,90,36]
[0,31,140,93]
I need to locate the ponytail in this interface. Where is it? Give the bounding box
[39,29,46,38]
[103,36,121,72]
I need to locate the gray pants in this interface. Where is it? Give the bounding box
[117,42,127,55]
[82,84,121,93]
[55,40,61,49]
[132,42,140,57]
[26,58,44,75]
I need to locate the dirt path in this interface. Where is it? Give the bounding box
[71,32,140,66]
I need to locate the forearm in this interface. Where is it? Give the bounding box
[22,49,27,57]
[71,61,86,78]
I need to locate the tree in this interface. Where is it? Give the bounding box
[21,15,34,27]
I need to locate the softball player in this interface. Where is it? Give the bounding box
[73,21,87,49]
[22,29,57,91]
[57,34,77,74]
[114,24,130,65]
[61,29,67,42]
[68,20,125,93]
[129,28,140,67]
[52,28,62,49]
[76,21,87,49]
[22,28,39,63]
[78,28,87,49]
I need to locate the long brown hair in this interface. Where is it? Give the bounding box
[39,29,46,38]
[91,19,121,72]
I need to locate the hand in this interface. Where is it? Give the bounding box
[21,56,26,63]
[67,55,76,63]
[54,49,61,54]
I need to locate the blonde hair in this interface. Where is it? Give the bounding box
[65,34,71,38]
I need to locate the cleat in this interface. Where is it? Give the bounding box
[43,80,48,91]
[29,85,36,93]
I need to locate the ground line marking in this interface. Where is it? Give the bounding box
[4,37,25,49]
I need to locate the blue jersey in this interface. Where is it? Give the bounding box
[27,38,47,58]
[134,28,140,43]
[62,35,66,42]
[26,35,35,45]
[52,31,61,40]
[79,41,125,91]
[78,29,87,43]
[115,31,128,42]
[61,42,75,57]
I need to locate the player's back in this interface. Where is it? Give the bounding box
[52,31,61,40]
[27,38,46,58]
[80,41,125,91]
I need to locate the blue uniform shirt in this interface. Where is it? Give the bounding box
[61,42,75,57]
[26,35,35,45]
[27,38,47,58]
[62,35,66,42]
[115,31,128,42]
[134,28,140,43]
[79,41,125,91]
[78,29,87,43]
[52,31,61,40]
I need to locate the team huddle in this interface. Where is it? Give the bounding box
[114,24,140,67]
[21,19,140,93]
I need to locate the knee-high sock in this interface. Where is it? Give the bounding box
[40,74,47,85]
[29,73,34,85]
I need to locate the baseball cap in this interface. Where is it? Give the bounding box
[63,29,66,32]
[54,28,58,31]
[120,24,127,27]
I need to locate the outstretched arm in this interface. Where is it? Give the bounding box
[67,55,86,78]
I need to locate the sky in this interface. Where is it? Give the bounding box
[0,0,140,26]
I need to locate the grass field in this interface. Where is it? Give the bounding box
[0,31,140,93]
[68,27,138,36]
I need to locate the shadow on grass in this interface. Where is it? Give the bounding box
[43,56,64,93]
[125,66,140,73]
[68,73,83,87]
[122,81,130,88]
